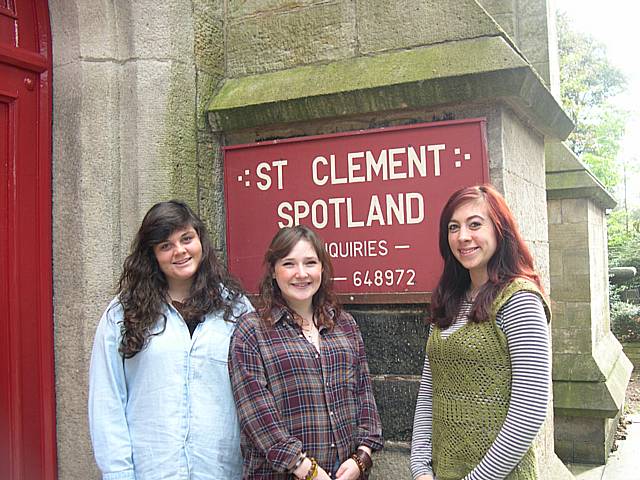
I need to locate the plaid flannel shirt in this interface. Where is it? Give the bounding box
[229,306,383,479]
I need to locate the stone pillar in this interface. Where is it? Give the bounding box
[546,142,633,464]
[209,2,573,478]
[49,1,214,478]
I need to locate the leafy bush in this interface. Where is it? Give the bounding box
[610,299,640,343]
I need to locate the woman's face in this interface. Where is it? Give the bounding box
[153,226,203,289]
[273,239,323,312]
[447,200,497,285]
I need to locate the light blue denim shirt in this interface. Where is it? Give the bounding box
[89,293,254,480]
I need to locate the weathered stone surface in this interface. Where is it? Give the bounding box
[228,0,320,18]
[546,142,616,209]
[127,2,195,60]
[226,2,356,77]
[371,376,420,442]
[209,36,572,139]
[369,441,411,480]
[356,0,501,54]
[193,0,224,75]
[555,413,621,464]
[349,306,429,376]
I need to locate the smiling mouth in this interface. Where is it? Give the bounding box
[459,247,479,256]
[173,257,192,265]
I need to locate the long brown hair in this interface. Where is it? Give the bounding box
[430,184,543,328]
[117,200,246,358]
[258,225,341,328]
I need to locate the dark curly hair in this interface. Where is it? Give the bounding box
[258,225,341,329]
[430,184,544,329]
[117,200,246,358]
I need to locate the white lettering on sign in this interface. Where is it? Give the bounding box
[256,159,288,191]
[325,239,389,258]
[276,193,425,229]
[310,144,449,187]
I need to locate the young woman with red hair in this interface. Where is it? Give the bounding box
[410,184,551,480]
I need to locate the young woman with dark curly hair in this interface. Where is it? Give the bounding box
[229,225,383,480]
[89,200,253,480]
[410,184,552,480]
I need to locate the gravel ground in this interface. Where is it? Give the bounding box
[626,369,639,414]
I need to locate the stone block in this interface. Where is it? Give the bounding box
[549,249,563,278]
[349,306,429,376]
[197,70,223,131]
[193,1,224,75]
[226,2,356,77]
[501,107,546,189]
[75,2,120,59]
[371,375,419,441]
[369,441,411,480]
[561,198,589,223]
[554,411,620,464]
[504,174,548,243]
[563,302,591,327]
[548,224,587,251]
[49,2,81,67]
[127,1,194,60]
[356,0,501,54]
[562,248,590,276]
[478,0,514,14]
[547,198,562,225]
[553,328,591,354]
[228,0,318,18]
[517,15,551,64]
[488,13,516,37]
[552,274,591,302]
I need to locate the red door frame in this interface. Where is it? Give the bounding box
[0,1,56,479]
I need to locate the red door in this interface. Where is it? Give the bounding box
[0,1,56,479]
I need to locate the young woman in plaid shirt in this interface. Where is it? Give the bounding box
[229,225,383,480]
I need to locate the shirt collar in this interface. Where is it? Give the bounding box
[270,305,337,329]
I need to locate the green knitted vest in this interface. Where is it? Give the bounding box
[427,279,550,480]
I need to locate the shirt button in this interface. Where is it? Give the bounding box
[329,411,334,416]
[299,334,304,338]
[315,354,319,359]
[326,382,330,387]
[331,443,336,448]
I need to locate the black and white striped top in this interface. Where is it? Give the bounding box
[410,291,551,480]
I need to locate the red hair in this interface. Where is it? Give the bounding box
[430,184,544,328]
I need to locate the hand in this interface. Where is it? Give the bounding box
[416,475,434,480]
[293,458,332,480]
[335,458,361,480]
[315,465,332,480]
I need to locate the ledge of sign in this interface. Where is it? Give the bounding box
[545,141,617,210]
[207,36,572,140]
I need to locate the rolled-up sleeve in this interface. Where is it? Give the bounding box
[228,314,302,472]
[88,301,136,480]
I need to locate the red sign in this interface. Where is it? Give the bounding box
[224,119,489,301]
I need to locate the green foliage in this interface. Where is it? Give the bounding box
[557,11,629,191]
[610,299,640,343]
[609,207,640,281]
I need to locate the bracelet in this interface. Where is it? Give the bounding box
[290,451,307,473]
[350,448,373,478]
[305,457,318,480]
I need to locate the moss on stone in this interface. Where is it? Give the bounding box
[208,36,572,139]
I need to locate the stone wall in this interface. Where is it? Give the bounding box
[49,1,208,478]
[49,1,573,478]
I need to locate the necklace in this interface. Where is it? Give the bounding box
[301,321,317,343]
[466,286,481,302]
